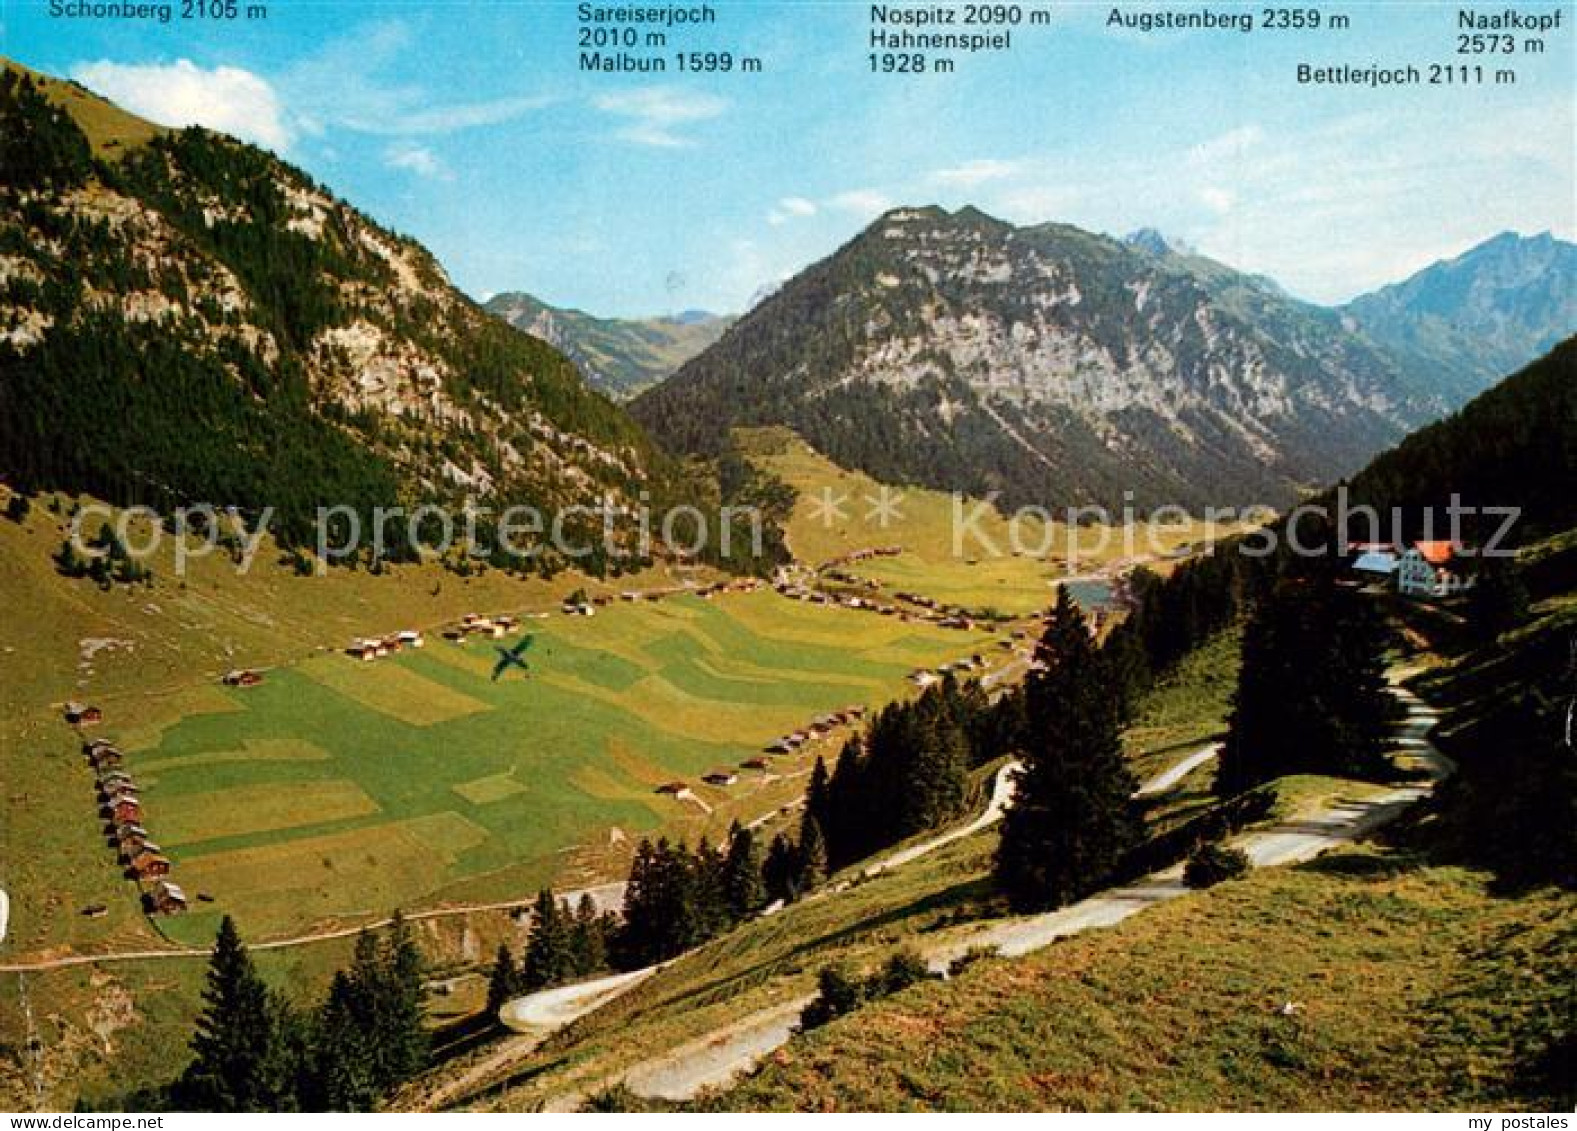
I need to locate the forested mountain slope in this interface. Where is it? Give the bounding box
[0,62,677,559]
[634,207,1452,513]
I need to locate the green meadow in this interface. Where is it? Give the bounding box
[128,590,989,942]
[735,427,1234,615]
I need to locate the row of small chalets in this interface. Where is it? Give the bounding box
[345,580,770,659]
[64,703,188,917]
[654,704,870,797]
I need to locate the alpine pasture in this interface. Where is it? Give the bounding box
[127,590,988,943]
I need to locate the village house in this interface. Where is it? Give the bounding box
[765,739,795,755]
[101,782,139,804]
[222,669,264,688]
[397,630,425,649]
[129,848,171,878]
[64,702,102,726]
[740,757,771,771]
[654,781,690,796]
[702,770,739,787]
[87,747,124,771]
[123,838,162,864]
[1397,541,1475,599]
[111,797,141,823]
[148,880,187,915]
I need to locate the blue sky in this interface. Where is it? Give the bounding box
[6,1,1573,315]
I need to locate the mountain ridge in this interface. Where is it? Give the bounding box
[633,206,1573,514]
[484,291,732,399]
[633,205,1478,512]
[0,60,684,564]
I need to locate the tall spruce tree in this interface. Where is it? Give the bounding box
[179,915,297,1111]
[380,912,428,1085]
[306,972,378,1112]
[522,889,576,989]
[721,823,766,920]
[485,943,520,1016]
[762,833,799,905]
[1216,575,1393,796]
[568,893,609,975]
[803,757,834,850]
[796,815,829,894]
[995,587,1141,911]
[690,835,730,939]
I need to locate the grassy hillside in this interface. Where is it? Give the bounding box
[4,58,162,157]
[0,487,1004,1107]
[421,530,1576,1113]
[703,849,1571,1111]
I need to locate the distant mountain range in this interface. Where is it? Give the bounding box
[1340,231,1577,404]
[633,206,1574,512]
[485,293,732,399]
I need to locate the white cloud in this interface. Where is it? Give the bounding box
[384,141,449,180]
[826,188,893,218]
[928,159,1022,188]
[280,20,551,138]
[767,195,819,225]
[70,59,292,151]
[1196,185,1236,215]
[1185,124,1264,167]
[353,97,551,137]
[592,86,728,148]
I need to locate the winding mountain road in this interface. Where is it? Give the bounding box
[552,688,1447,1106]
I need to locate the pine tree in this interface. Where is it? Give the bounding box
[342,915,427,1094]
[485,943,520,1016]
[803,757,833,850]
[1468,558,1530,637]
[568,894,608,975]
[995,587,1141,911]
[824,738,867,866]
[762,833,799,905]
[1216,576,1393,796]
[690,835,729,938]
[307,972,378,1111]
[522,889,575,989]
[382,913,428,1083]
[179,915,297,1111]
[796,816,829,895]
[721,823,766,920]
[616,839,658,967]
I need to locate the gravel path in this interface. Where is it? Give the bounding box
[614,688,1448,1102]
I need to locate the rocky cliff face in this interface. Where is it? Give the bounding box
[634,206,1443,512]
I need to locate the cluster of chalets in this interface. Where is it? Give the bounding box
[346,628,427,660]
[74,725,186,917]
[653,704,870,801]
